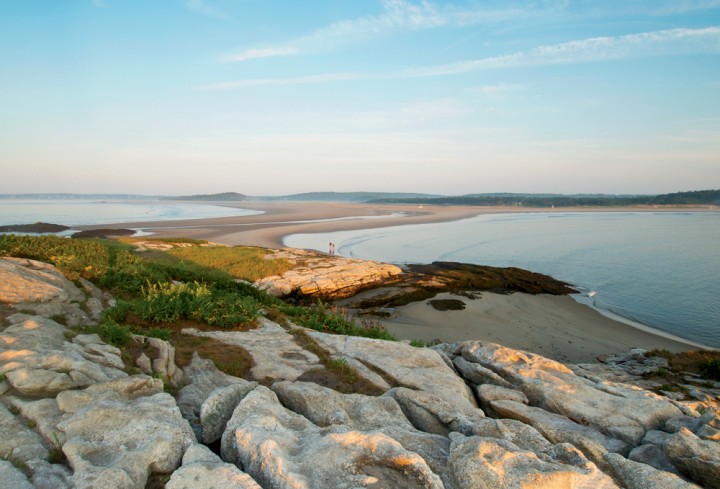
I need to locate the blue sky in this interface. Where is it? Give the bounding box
[1,1,719,196]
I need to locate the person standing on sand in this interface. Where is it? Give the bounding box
[329,242,334,255]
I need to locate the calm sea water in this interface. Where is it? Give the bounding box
[285,212,720,348]
[0,199,262,227]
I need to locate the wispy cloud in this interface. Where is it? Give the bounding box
[219,47,299,63]
[186,0,228,19]
[471,82,525,95]
[220,0,536,63]
[402,27,720,77]
[199,26,720,91]
[303,0,531,41]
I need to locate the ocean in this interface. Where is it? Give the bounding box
[0,199,261,228]
[285,211,720,348]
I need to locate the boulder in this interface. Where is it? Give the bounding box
[0,258,85,305]
[470,417,554,455]
[0,459,34,489]
[27,459,74,489]
[57,392,195,489]
[447,433,617,488]
[0,402,49,464]
[55,375,164,414]
[490,399,630,468]
[459,341,682,445]
[222,386,444,488]
[183,318,321,382]
[628,443,680,475]
[664,427,720,488]
[454,356,513,388]
[386,387,484,436]
[254,251,403,299]
[177,353,249,439]
[2,396,64,446]
[1,316,127,397]
[272,381,451,485]
[476,384,528,416]
[308,331,477,406]
[200,382,257,444]
[604,452,700,489]
[166,444,261,489]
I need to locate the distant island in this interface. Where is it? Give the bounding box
[162,192,249,201]
[366,189,720,207]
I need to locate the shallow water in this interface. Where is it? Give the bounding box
[285,212,720,348]
[0,199,262,227]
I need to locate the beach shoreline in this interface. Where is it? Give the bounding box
[76,200,717,361]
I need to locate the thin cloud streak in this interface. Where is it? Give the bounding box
[219,47,299,63]
[220,0,536,63]
[199,26,720,91]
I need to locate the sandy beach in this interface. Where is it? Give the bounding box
[84,200,715,362]
[374,292,710,364]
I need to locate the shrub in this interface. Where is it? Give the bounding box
[98,320,132,347]
[0,234,108,280]
[145,327,173,341]
[280,301,396,341]
[699,359,720,380]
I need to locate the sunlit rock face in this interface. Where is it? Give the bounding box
[254,249,403,299]
[0,257,717,488]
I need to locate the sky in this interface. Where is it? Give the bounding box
[1,1,719,196]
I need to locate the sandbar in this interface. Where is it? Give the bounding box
[78,200,715,249]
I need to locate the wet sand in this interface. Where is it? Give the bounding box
[377,292,711,364]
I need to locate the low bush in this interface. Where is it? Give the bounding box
[0,234,109,280]
[97,319,132,347]
[280,301,396,341]
[699,359,720,380]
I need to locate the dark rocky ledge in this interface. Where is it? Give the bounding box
[72,228,136,238]
[345,261,576,310]
[0,221,71,233]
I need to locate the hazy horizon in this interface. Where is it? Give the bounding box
[2,1,719,195]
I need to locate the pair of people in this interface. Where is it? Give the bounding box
[329,242,335,255]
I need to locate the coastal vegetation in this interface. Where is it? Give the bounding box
[0,234,397,349]
[367,189,720,207]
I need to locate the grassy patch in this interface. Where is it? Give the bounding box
[85,319,133,347]
[292,329,385,396]
[0,234,110,280]
[280,301,396,341]
[174,335,254,379]
[167,245,292,282]
[648,349,720,380]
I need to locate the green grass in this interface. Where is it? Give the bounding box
[167,245,292,282]
[2,235,396,342]
[0,234,110,280]
[279,301,396,341]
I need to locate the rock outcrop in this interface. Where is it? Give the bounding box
[1,256,717,488]
[254,249,403,299]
